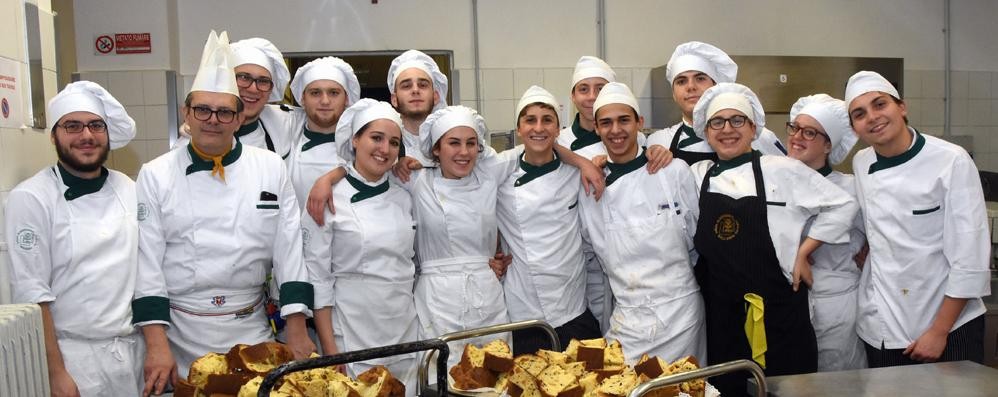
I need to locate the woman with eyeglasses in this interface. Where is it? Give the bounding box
[785,94,868,371]
[688,83,858,396]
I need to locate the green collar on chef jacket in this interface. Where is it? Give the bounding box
[301,126,336,152]
[817,163,833,177]
[709,150,757,177]
[235,119,260,138]
[605,149,648,186]
[57,163,109,201]
[185,141,243,175]
[868,130,925,174]
[569,113,602,151]
[676,123,703,148]
[345,173,389,203]
[515,151,561,187]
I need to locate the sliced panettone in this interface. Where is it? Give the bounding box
[666,356,704,397]
[559,361,587,379]
[240,341,295,374]
[596,370,638,397]
[188,352,229,388]
[536,349,570,365]
[602,340,624,367]
[515,354,550,377]
[578,371,599,397]
[327,378,363,397]
[356,365,405,397]
[576,345,604,370]
[203,373,255,396]
[225,344,250,374]
[173,379,203,397]
[537,364,582,397]
[236,376,262,397]
[482,339,515,372]
[636,373,680,397]
[507,365,542,397]
[450,344,498,390]
[565,338,607,361]
[633,354,669,379]
[591,365,625,382]
[494,370,511,392]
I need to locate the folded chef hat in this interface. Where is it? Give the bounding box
[593,82,640,118]
[419,105,489,161]
[571,56,616,88]
[230,37,290,102]
[844,71,900,109]
[387,50,449,110]
[48,81,136,150]
[515,85,560,119]
[290,56,361,106]
[335,98,404,163]
[190,30,239,98]
[692,82,765,140]
[790,94,857,165]
[666,41,738,85]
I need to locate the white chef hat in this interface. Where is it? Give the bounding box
[844,71,900,109]
[593,82,640,118]
[47,81,136,150]
[515,85,560,119]
[387,50,449,110]
[290,56,361,106]
[419,105,489,161]
[666,41,738,85]
[190,30,239,98]
[335,98,404,163]
[231,37,290,102]
[789,94,858,165]
[571,56,616,88]
[692,82,765,139]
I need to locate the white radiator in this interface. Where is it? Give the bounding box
[0,304,49,397]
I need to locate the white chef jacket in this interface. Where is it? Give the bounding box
[494,146,588,328]
[647,121,788,157]
[578,148,706,364]
[132,140,312,376]
[805,169,868,371]
[286,110,344,210]
[5,165,144,396]
[854,128,991,350]
[402,164,510,368]
[173,104,301,159]
[402,126,435,167]
[690,153,858,284]
[303,164,418,395]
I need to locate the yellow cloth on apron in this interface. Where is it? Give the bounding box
[744,293,767,368]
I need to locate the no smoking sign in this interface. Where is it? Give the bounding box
[95,35,114,54]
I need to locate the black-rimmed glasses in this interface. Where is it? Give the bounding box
[190,106,238,123]
[57,120,107,134]
[707,115,749,130]
[786,122,829,141]
[235,73,274,91]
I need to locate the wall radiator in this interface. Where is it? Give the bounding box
[0,304,49,396]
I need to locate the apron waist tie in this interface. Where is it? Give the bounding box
[99,336,136,363]
[744,293,767,369]
[170,294,264,317]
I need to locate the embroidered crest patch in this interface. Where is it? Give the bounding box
[137,203,148,221]
[211,295,226,307]
[16,229,37,250]
[714,214,740,241]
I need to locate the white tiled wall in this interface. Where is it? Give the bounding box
[77,70,175,178]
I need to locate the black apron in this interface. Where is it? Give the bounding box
[669,124,718,165]
[693,152,817,396]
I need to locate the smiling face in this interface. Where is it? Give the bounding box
[391,68,438,121]
[234,64,273,122]
[516,103,560,156]
[51,111,110,176]
[302,80,348,132]
[848,92,909,156]
[786,114,832,170]
[571,77,609,128]
[705,108,755,160]
[351,119,402,182]
[432,126,479,179]
[672,70,715,121]
[594,103,642,164]
[185,91,244,156]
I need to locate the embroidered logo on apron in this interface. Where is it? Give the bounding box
[211,295,226,307]
[16,228,37,250]
[714,214,740,240]
[137,203,148,221]
[301,227,310,248]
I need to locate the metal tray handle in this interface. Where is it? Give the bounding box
[417,319,560,395]
[258,338,450,397]
[627,359,767,397]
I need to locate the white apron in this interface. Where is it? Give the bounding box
[57,334,145,397]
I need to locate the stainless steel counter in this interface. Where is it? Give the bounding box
[748,361,998,397]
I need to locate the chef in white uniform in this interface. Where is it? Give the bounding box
[5,81,142,397]
[302,99,419,394]
[846,71,991,367]
[647,41,786,164]
[689,83,857,395]
[174,37,298,159]
[497,86,602,355]
[285,56,361,209]
[785,94,867,371]
[132,31,314,395]
[577,82,705,364]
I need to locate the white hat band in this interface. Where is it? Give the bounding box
[49,92,106,124]
[670,54,720,83]
[430,109,480,145]
[798,102,841,147]
[393,60,432,85]
[232,46,273,75]
[705,92,754,121]
[572,67,615,88]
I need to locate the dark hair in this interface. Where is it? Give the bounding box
[594,105,639,121]
[516,102,560,128]
[184,92,245,113]
[847,94,907,127]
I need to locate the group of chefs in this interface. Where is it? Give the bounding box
[4,27,992,397]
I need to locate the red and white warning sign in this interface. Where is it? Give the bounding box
[95,33,151,55]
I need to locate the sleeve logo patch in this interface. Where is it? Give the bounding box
[16,229,37,250]
[137,203,149,221]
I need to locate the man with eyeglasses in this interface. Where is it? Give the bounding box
[5,81,144,396]
[648,41,786,165]
[174,37,298,159]
[132,31,314,396]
